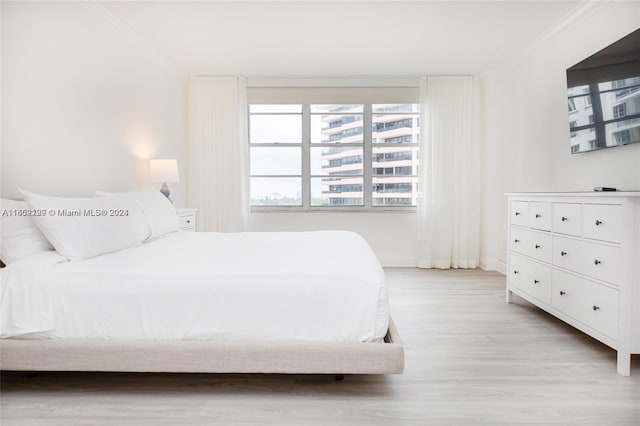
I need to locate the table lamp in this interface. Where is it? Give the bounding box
[149,159,180,203]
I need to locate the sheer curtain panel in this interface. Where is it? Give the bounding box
[417,76,481,269]
[188,77,249,232]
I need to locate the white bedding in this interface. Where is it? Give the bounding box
[0,251,68,338]
[2,231,389,343]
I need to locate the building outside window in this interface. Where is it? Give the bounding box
[568,77,640,151]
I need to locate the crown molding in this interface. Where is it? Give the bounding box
[79,0,186,77]
[496,0,610,70]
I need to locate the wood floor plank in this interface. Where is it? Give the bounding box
[1,269,639,425]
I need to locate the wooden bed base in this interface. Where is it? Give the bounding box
[0,318,404,374]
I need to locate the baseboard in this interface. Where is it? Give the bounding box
[379,256,417,268]
[480,258,507,275]
[383,257,508,273]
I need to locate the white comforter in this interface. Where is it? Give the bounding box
[1,231,389,342]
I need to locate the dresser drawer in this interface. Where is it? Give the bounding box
[552,269,618,340]
[176,209,197,232]
[552,203,582,237]
[509,253,552,304]
[510,227,552,264]
[179,214,195,231]
[529,202,552,231]
[583,204,621,243]
[552,236,622,285]
[510,201,529,227]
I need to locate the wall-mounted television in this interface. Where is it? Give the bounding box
[566,28,640,154]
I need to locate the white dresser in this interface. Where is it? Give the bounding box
[506,192,640,376]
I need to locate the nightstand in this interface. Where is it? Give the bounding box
[176,208,197,232]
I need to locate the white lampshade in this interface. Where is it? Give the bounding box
[149,159,180,183]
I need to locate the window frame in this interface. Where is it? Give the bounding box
[249,103,419,212]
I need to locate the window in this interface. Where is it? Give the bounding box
[614,129,632,143]
[310,104,364,206]
[249,103,420,209]
[371,104,419,207]
[613,77,640,98]
[613,103,626,119]
[249,105,302,206]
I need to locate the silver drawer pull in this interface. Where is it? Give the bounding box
[594,259,601,265]
[559,290,566,296]
[561,216,568,222]
[593,305,600,311]
[595,220,602,226]
[561,251,567,256]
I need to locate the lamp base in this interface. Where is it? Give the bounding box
[160,182,173,203]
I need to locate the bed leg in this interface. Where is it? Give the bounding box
[334,375,344,381]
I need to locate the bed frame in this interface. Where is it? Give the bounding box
[0,318,403,374]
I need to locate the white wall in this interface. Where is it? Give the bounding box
[1,1,187,205]
[481,1,640,273]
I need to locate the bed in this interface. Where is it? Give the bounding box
[0,191,404,374]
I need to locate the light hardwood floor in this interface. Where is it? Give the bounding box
[1,269,639,425]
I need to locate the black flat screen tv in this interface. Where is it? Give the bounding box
[566,28,640,154]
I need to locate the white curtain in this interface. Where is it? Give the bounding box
[187,77,249,232]
[417,76,481,269]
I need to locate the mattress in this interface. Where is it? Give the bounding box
[2,231,389,343]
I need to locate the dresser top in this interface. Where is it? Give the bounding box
[506,191,640,197]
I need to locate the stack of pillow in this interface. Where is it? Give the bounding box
[0,190,181,265]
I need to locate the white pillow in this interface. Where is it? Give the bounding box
[20,190,141,260]
[96,190,179,240]
[94,192,151,242]
[0,199,54,264]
